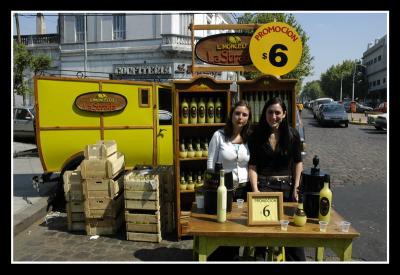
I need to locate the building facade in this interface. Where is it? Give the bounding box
[362,34,387,106]
[58,13,236,81]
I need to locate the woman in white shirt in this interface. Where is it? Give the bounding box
[207,100,252,202]
[207,100,252,261]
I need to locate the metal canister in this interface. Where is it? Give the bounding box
[300,156,331,218]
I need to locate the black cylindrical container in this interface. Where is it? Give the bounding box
[300,169,331,218]
[203,168,233,214]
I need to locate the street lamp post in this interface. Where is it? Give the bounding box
[340,73,343,102]
[352,62,367,102]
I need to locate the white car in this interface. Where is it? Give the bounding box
[374,113,387,130]
[13,106,36,138]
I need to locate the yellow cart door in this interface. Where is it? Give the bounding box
[156,86,173,165]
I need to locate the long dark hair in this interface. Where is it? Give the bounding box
[223,100,252,143]
[257,97,291,155]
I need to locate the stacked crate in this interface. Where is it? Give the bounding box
[63,169,85,231]
[124,169,162,243]
[80,140,125,235]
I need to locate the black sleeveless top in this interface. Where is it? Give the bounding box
[248,127,302,176]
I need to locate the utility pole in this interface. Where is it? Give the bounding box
[340,73,343,102]
[84,13,87,77]
[15,13,21,44]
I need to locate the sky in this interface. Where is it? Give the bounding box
[12,12,388,86]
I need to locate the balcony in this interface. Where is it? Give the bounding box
[14,34,59,46]
[160,34,201,53]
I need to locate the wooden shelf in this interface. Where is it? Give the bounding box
[179,157,207,161]
[180,189,195,193]
[178,123,225,127]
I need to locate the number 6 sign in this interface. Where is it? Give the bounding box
[249,22,303,77]
[247,192,284,226]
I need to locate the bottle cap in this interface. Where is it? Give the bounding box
[324,174,330,183]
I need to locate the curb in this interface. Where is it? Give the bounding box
[13,196,50,236]
[348,121,368,125]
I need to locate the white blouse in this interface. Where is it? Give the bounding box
[207,130,250,186]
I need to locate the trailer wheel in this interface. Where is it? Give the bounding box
[47,154,85,212]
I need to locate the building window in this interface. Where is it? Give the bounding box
[113,15,126,40]
[75,15,84,42]
[373,81,376,86]
[383,77,386,83]
[374,57,377,63]
[377,79,380,85]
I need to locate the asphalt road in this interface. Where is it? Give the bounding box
[12,109,388,262]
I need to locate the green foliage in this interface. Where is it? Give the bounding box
[319,59,367,101]
[13,43,52,96]
[301,80,323,101]
[236,13,314,95]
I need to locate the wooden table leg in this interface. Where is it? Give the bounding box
[316,247,325,261]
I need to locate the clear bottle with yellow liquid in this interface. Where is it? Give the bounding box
[294,195,307,226]
[189,97,198,124]
[187,172,195,191]
[198,97,206,124]
[318,174,332,223]
[217,169,227,223]
[180,172,187,190]
[194,138,203,157]
[181,98,189,124]
[206,97,215,123]
[179,138,187,158]
[186,138,195,158]
[214,98,222,123]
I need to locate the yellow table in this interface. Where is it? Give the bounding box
[187,202,360,261]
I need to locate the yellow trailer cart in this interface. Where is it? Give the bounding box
[34,76,173,209]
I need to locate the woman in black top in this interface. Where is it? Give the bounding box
[248,97,305,261]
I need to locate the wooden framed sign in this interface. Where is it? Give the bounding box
[247,192,284,226]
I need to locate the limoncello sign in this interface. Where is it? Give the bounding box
[249,22,303,77]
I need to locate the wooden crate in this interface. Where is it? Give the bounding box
[124,171,159,191]
[125,190,157,200]
[84,192,124,219]
[83,173,124,198]
[85,212,124,236]
[84,140,117,160]
[66,201,85,213]
[125,211,160,224]
[63,170,84,201]
[154,166,176,235]
[80,152,125,179]
[125,199,159,211]
[67,205,86,232]
[126,232,162,243]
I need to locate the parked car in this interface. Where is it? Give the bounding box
[13,106,36,138]
[374,101,387,113]
[374,113,387,130]
[312,98,334,118]
[317,103,348,127]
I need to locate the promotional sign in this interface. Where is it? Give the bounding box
[195,33,253,66]
[247,192,283,225]
[249,22,303,76]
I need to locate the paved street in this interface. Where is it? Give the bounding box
[12,109,387,262]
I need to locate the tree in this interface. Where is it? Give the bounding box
[236,13,314,95]
[301,80,323,101]
[320,60,367,101]
[13,43,32,105]
[13,43,52,105]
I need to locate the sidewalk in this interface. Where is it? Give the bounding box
[13,140,58,236]
[347,112,369,125]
